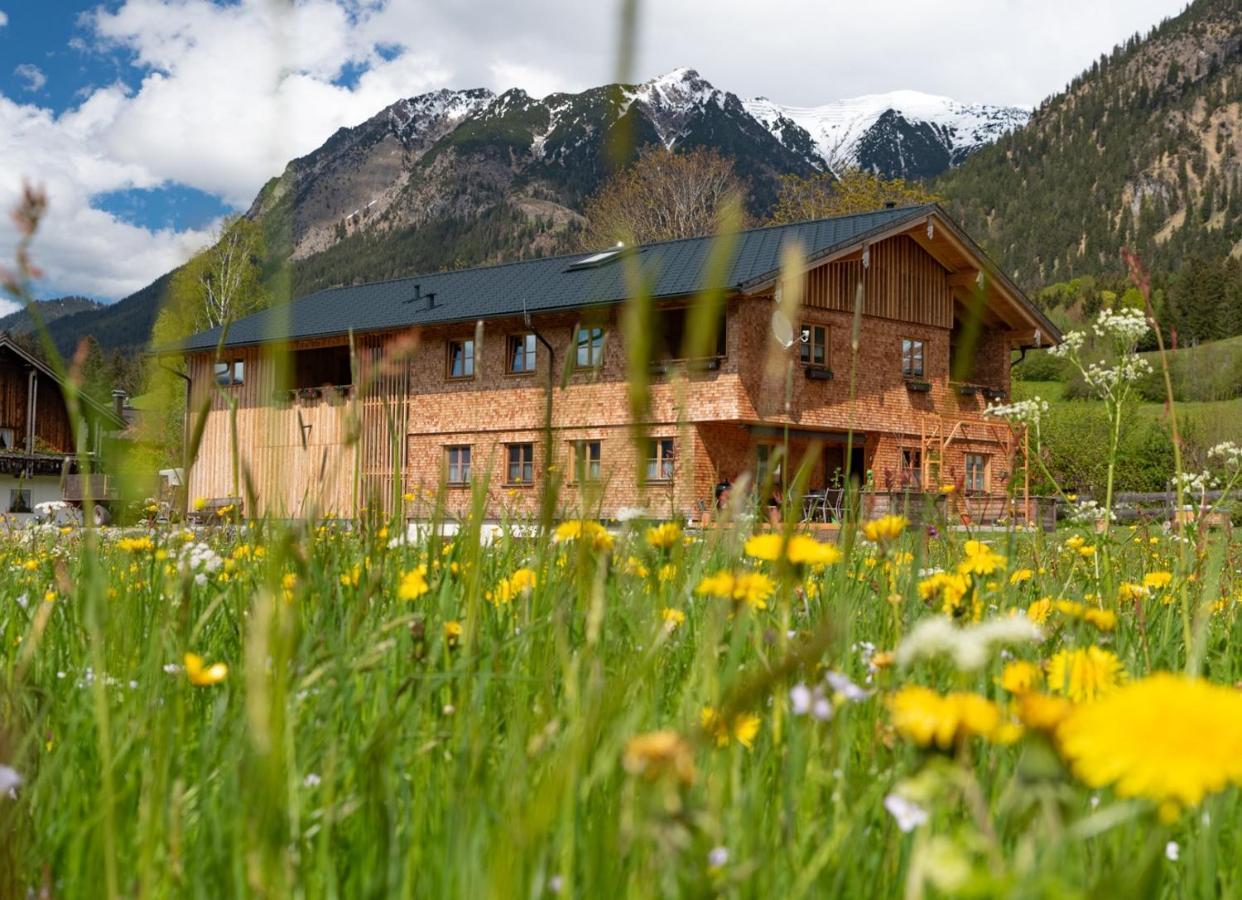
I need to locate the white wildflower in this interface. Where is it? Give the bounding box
[1208,442,1242,471]
[984,397,1048,428]
[1165,841,1179,862]
[1067,499,1115,524]
[790,683,812,716]
[303,773,322,788]
[825,671,869,702]
[1093,307,1149,344]
[896,616,1043,672]
[0,764,22,798]
[708,846,729,868]
[884,793,929,833]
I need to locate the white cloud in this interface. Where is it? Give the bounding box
[0,91,216,299]
[0,10,8,29]
[0,0,1194,305]
[14,64,46,92]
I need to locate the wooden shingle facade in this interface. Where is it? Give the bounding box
[177,205,1059,523]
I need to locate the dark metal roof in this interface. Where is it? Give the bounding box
[179,204,969,352]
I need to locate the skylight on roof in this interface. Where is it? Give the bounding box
[565,243,629,272]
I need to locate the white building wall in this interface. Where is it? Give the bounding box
[0,475,62,525]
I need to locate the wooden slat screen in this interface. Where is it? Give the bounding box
[804,235,953,329]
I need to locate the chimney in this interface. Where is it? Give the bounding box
[111,389,126,422]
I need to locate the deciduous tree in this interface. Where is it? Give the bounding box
[580,146,748,248]
[767,170,940,225]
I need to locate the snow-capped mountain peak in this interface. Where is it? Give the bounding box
[744,89,1029,175]
[627,68,728,148]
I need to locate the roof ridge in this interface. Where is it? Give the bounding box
[305,205,932,299]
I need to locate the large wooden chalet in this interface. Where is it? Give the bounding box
[177,205,1060,524]
[0,336,126,522]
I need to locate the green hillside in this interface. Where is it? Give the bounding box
[939,0,1240,296]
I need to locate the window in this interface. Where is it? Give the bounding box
[448,339,474,379]
[214,359,244,386]
[900,448,923,489]
[292,346,350,389]
[901,339,925,379]
[0,427,15,450]
[575,327,604,369]
[9,489,31,514]
[647,438,675,481]
[445,445,472,484]
[508,334,536,373]
[573,440,601,482]
[965,453,988,493]
[800,324,827,367]
[507,443,534,484]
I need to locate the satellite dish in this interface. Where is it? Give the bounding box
[771,309,795,349]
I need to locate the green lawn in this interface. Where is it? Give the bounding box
[2,514,1241,897]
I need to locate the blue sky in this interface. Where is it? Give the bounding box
[0,0,1191,309]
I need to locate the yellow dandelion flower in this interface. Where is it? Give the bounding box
[1026,598,1054,625]
[1143,571,1173,590]
[184,652,228,686]
[999,660,1043,694]
[743,533,783,561]
[554,520,614,552]
[1117,582,1149,603]
[645,522,683,550]
[918,571,970,616]
[786,534,842,566]
[1082,608,1117,632]
[957,540,1005,577]
[1009,568,1034,585]
[862,514,908,543]
[1065,535,1085,550]
[622,555,649,578]
[1017,692,1073,732]
[443,620,463,646]
[1057,674,1242,809]
[695,570,775,610]
[492,567,536,606]
[1047,647,1125,703]
[661,607,686,629]
[397,566,430,600]
[887,686,1009,749]
[623,730,696,784]
[700,707,761,749]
